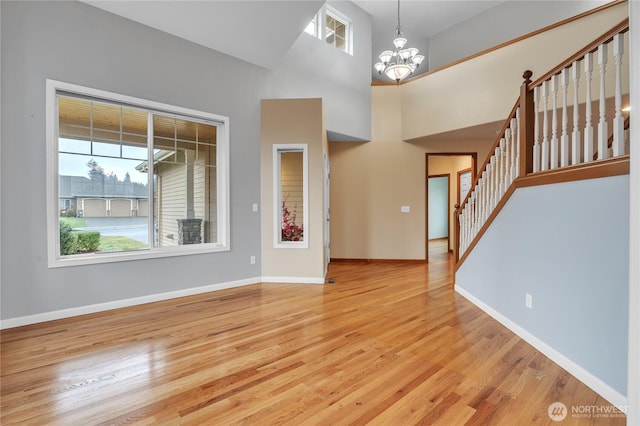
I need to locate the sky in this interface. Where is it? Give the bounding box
[59,138,148,184]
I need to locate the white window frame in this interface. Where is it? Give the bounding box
[324,5,352,55]
[304,5,353,55]
[273,144,309,249]
[46,79,231,268]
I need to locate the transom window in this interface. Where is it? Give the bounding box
[47,80,229,267]
[304,5,352,55]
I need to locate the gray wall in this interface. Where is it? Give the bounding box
[456,176,629,395]
[265,0,372,142]
[0,0,374,321]
[0,1,269,320]
[0,1,352,319]
[429,1,610,70]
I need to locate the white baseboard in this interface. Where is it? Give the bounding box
[0,277,261,330]
[261,276,325,284]
[455,285,628,411]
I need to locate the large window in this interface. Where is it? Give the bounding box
[47,80,229,267]
[304,5,352,55]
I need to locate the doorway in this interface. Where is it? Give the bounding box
[428,175,450,259]
[425,153,477,262]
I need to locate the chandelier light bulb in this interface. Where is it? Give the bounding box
[379,50,393,64]
[393,37,407,49]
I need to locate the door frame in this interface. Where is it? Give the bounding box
[425,152,477,262]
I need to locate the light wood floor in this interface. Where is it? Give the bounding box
[1,257,624,425]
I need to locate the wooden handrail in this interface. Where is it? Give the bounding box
[529,19,629,89]
[372,0,627,87]
[455,19,630,267]
[455,156,629,270]
[457,100,520,212]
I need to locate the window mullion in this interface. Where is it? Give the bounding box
[147,112,155,249]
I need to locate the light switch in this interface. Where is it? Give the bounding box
[401,206,410,213]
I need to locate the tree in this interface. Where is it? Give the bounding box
[87,159,105,181]
[106,172,118,183]
[124,172,131,184]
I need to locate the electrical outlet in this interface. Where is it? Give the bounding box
[250,256,256,265]
[252,203,258,212]
[525,293,533,309]
[400,206,410,213]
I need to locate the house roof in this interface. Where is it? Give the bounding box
[59,175,148,199]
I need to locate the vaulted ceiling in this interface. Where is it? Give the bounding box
[83,1,503,73]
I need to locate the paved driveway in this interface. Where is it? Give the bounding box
[76,217,149,244]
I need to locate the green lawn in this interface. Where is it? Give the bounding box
[60,217,87,228]
[98,236,148,252]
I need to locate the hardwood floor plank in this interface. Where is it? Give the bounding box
[0,257,625,425]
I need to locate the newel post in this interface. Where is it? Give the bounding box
[519,70,535,176]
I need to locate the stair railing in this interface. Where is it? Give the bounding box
[455,19,630,264]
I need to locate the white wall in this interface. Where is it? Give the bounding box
[428,1,610,70]
[401,2,628,141]
[456,175,629,404]
[265,1,372,142]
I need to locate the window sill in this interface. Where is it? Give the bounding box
[48,243,230,268]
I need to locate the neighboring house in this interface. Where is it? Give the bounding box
[58,175,148,218]
[136,147,217,247]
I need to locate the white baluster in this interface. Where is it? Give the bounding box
[571,60,582,165]
[470,193,476,239]
[505,128,513,186]
[584,52,594,162]
[499,138,506,197]
[459,209,465,253]
[560,69,570,167]
[495,142,501,200]
[487,158,495,211]
[541,81,550,171]
[481,171,488,223]
[550,74,559,169]
[612,33,625,156]
[510,118,517,181]
[458,212,464,254]
[515,107,521,178]
[533,87,541,172]
[597,43,608,160]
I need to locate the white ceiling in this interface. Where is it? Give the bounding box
[84,0,324,69]
[354,1,503,42]
[83,0,504,72]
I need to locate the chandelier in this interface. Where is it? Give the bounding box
[374,0,424,83]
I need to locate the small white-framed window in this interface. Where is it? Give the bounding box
[273,144,308,249]
[46,79,230,267]
[304,5,352,55]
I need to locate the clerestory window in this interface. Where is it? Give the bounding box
[304,5,352,55]
[46,80,230,267]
